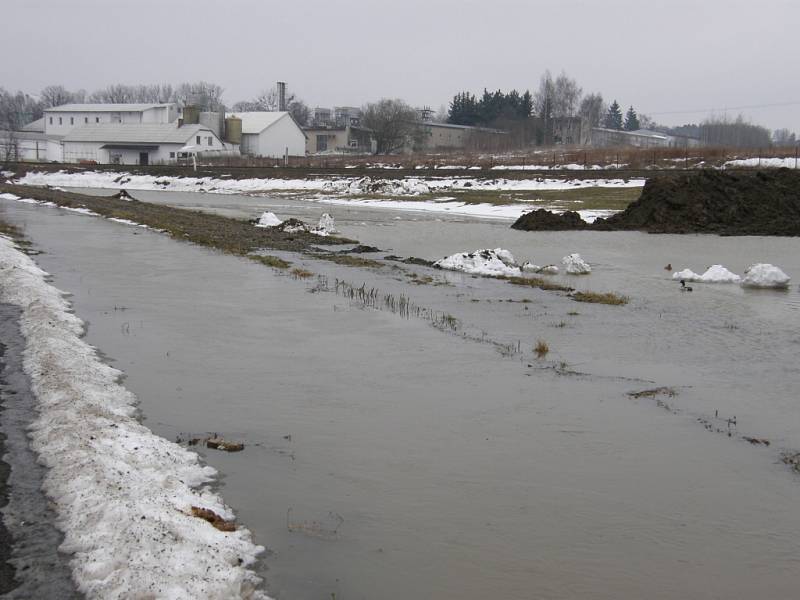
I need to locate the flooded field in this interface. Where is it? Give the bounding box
[2,192,800,599]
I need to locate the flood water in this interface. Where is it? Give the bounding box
[2,191,800,599]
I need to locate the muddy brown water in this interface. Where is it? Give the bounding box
[2,193,800,599]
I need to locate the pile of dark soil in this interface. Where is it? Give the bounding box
[511,209,588,231]
[512,169,800,236]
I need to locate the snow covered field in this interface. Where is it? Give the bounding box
[10,170,642,222]
[6,171,644,223]
[0,235,268,600]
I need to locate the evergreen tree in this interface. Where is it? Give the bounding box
[604,100,623,130]
[624,106,640,131]
[448,91,480,125]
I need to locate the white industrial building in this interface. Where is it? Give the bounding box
[60,123,225,165]
[43,103,178,136]
[227,112,306,157]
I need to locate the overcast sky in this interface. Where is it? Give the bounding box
[3,0,799,132]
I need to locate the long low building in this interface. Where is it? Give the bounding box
[59,123,229,165]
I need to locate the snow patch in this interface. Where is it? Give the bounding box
[724,157,799,169]
[255,212,282,228]
[521,262,559,275]
[315,213,338,234]
[562,253,591,274]
[741,263,791,288]
[672,265,741,283]
[434,248,521,277]
[0,236,269,600]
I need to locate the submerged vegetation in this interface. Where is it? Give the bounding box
[250,255,291,269]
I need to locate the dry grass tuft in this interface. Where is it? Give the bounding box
[291,268,314,279]
[502,276,573,292]
[572,291,629,305]
[534,339,550,358]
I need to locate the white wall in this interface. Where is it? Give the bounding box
[44,105,176,135]
[0,135,48,161]
[46,139,63,162]
[248,115,306,157]
[59,128,225,165]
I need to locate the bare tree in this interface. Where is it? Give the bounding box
[553,71,582,118]
[171,82,225,110]
[700,114,772,148]
[40,85,74,108]
[773,128,797,146]
[533,70,555,121]
[361,99,420,154]
[578,92,605,129]
[0,88,41,130]
[288,99,310,126]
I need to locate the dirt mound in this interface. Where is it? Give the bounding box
[512,170,800,236]
[511,209,588,231]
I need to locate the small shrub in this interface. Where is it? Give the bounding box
[572,291,629,305]
[534,339,549,358]
[291,268,314,279]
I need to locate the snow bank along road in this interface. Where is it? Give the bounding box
[0,234,269,599]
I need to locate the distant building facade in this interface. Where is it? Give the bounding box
[591,127,701,148]
[304,123,375,154]
[412,122,507,152]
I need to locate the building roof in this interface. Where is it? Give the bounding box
[44,103,173,113]
[1,130,49,141]
[419,121,506,134]
[592,127,669,140]
[62,123,211,144]
[22,118,45,132]
[226,111,292,134]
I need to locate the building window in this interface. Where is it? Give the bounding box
[84,117,88,124]
[70,117,74,125]
[316,134,328,152]
[59,117,62,125]
[169,152,175,158]
[96,117,100,123]
[207,136,212,146]
[49,117,53,125]
[196,136,201,145]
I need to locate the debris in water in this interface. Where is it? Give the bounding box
[206,437,245,452]
[191,506,237,532]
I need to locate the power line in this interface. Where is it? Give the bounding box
[647,100,800,116]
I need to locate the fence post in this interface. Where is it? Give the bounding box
[795,145,798,169]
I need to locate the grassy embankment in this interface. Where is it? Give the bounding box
[0,183,356,271]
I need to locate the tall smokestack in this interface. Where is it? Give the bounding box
[277,81,287,112]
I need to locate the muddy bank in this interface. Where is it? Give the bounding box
[0,183,355,254]
[512,169,800,235]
